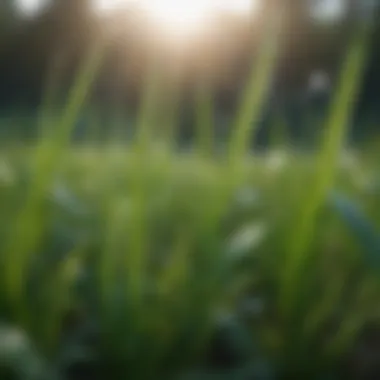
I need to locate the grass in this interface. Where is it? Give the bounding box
[0,10,379,380]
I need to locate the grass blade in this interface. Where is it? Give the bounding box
[279,21,372,324]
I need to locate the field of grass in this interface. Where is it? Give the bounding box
[0,143,379,380]
[0,14,379,380]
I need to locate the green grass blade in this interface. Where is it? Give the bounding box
[195,78,215,158]
[135,56,163,154]
[4,41,104,320]
[228,9,282,168]
[279,22,372,323]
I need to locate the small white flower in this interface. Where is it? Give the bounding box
[226,222,267,260]
[266,150,288,173]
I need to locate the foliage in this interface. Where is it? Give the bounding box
[0,6,379,380]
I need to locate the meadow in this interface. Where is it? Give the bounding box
[0,14,379,380]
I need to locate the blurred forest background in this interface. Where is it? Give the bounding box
[0,0,379,145]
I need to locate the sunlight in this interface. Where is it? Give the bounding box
[92,0,258,36]
[93,0,124,14]
[218,0,258,15]
[15,0,50,18]
[139,0,214,35]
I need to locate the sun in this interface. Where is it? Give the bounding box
[139,0,214,35]
[93,0,257,35]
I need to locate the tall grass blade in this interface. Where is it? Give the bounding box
[4,41,104,321]
[135,56,163,154]
[195,78,215,158]
[37,51,68,138]
[279,21,372,323]
[228,8,282,169]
